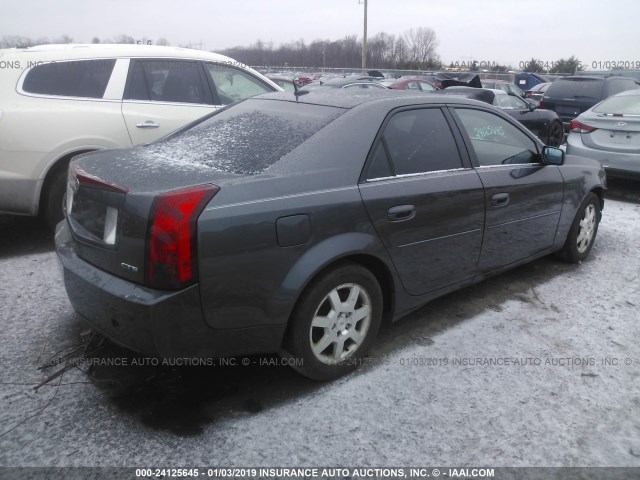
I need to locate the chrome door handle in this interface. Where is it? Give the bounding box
[136,121,160,128]
[491,193,510,207]
[387,205,416,222]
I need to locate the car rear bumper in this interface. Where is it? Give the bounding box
[55,221,286,359]
[566,134,640,177]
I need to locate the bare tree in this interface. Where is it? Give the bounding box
[111,34,136,44]
[404,27,439,65]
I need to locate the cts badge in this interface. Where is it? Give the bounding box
[120,262,139,273]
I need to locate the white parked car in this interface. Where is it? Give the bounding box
[0,44,281,227]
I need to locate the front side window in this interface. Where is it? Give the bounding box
[125,60,209,104]
[366,108,462,179]
[206,63,273,104]
[455,108,539,166]
[22,59,116,98]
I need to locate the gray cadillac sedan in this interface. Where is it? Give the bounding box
[56,89,606,380]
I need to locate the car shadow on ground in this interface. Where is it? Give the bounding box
[61,253,579,437]
[605,177,640,204]
[0,215,54,258]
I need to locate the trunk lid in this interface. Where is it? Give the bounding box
[579,115,640,153]
[66,147,239,286]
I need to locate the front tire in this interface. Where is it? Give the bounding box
[546,120,564,147]
[557,192,601,263]
[282,262,383,380]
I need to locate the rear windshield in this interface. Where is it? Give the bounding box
[593,94,640,115]
[142,99,344,175]
[546,78,603,99]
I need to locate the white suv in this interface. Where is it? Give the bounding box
[0,44,281,227]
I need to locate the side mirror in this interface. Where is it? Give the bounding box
[542,146,564,165]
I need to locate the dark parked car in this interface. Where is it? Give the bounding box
[56,90,605,380]
[481,79,526,97]
[524,82,551,103]
[379,77,438,91]
[541,75,640,130]
[439,87,565,146]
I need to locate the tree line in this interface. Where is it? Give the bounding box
[1,33,587,74]
[220,28,441,70]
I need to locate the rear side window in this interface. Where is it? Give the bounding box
[125,60,211,104]
[366,108,462,179]
[141,99,343,175]
[22,59,115,98]
[546,78,603,99]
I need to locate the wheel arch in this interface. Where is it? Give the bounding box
[276,234,397,340]
[37,148,98,215]
[591,186,605,210]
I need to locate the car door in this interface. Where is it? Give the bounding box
[450,106,564,273]
[358,107,485,296]
[121,59,216,144]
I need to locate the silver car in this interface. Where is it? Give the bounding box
[566,89,640,178]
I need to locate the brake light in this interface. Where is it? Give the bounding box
[538,99,544,109]
[147,184,219,289]
[569,120,596,134]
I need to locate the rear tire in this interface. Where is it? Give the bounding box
[546,120,564,147]
[281,262,383,381]
[41,167,67,231]
[556,193,601,263]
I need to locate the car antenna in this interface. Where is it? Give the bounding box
[293,80,309,98]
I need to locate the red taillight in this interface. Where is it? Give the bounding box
[569,119,596,134]
[147,184,219,289]
[435,82,443,89]
[538,99,544,109]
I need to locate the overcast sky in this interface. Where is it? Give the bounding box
[3,0,638,68]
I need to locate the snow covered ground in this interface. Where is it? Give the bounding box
[0,179,639,467]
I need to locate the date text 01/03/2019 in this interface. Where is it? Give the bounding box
[519,60,640,70]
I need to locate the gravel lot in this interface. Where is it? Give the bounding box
[0,178,639,468]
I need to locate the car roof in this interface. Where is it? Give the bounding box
[251,88,490,110]
[0,43,237,63]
